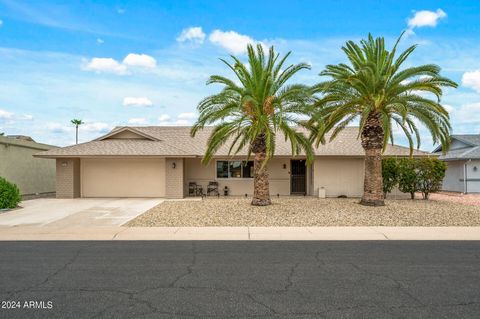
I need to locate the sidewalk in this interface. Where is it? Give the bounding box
[1,226,480,240]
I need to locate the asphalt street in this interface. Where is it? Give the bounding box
[0,241,479,318]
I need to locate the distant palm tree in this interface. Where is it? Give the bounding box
[71,119,84,144]
[192,44,315,206]
[310,33,457,206]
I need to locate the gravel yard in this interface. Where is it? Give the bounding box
[126,197,480,227]
[429,192,480,206]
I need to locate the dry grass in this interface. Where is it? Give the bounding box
[126,197,480,227]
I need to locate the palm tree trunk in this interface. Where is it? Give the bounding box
[251,134,271,206]
[75,126,79,144]
[360,112,385,206]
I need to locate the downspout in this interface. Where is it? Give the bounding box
[464,159,471,194]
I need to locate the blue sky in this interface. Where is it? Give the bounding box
[0,1,480,148]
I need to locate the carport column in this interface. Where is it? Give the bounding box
[165,158,185,199]
[56,158,80,198]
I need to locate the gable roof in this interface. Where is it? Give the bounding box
[95,126,160,141]
[451,134,480,147]
[35,126,431,158]
[435,134,480,160]
[438,146,480,161]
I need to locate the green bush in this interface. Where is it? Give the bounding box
[397,158,418,199]
[382,157,399,198]
[416,158,447,200]
[0,177,21,209]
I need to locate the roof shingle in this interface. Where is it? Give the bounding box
[36,126,431,158]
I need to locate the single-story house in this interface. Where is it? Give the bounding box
[0,135,57,197]
[434,134,480,193]
[35,126,429,199]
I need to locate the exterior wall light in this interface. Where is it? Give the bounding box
[283,164,287,169]
[61,161,68,167]
[172,162,176,169]
[474,166,478,172]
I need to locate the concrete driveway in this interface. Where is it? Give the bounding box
[0,198,163,227]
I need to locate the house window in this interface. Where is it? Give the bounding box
[216,161,229,178]
[242,161,254,178]
[216,160,254,178]
[229,161,242,178]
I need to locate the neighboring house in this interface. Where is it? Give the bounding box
[35,126,430,199]
[0,135,57,197]
[434,134,480,193]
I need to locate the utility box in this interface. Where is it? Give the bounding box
[318,187,326,198]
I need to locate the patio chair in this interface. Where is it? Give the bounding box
[207,181,219,196]
[189,182,199,196]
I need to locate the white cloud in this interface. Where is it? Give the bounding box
[128,117,147,124]
[46,121,111,134]
[209,29,262,54]
[0,109,14,120]
[17,114,33,120]
[159,119,190,126]
[0,20,3,27]
[406,9,447,35]
[96,38,104,44]
[123,53,156,69]
[83,53,157,75]
[82,57,127,75]
[157,113,195,126]
[443,104,454,113]
[46,122,73,134]
[123,97,153,107]
[177,112,196,120]
[0,109,33,122]
[158,114,171,122]
[462,70,480,93]
[177,27,206,44]
[453,103,480,125]
[83,122,111,133]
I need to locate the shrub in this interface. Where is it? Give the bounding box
[397,158,418,199]
[382,158,399,198]
[0,177,21,209]
[416,158,447,200]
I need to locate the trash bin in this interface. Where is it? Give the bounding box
[318,187,326,198]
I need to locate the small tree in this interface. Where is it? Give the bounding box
[416,158,447,200]
[398,158,418,199]
[382,158,399,198]
[0,177,21,209]
[71,119,84,144]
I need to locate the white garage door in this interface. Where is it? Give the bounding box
[81,158,165,197]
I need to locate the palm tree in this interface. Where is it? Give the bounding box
[310,33,457,206]
[71,119,84,144]
[192,44,315,206]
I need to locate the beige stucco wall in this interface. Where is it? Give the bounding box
[56,158,80,198]
[185,157,304,196]
[314,157,365,197]
[81,158,165,197]
[165,158,185,198]
[0,137,56,195]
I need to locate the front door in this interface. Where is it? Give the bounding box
[290,160,306,195]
